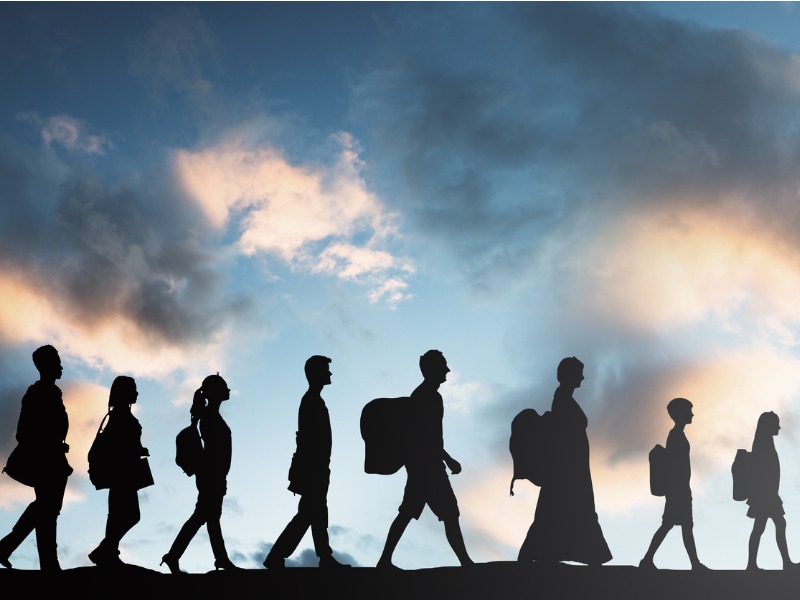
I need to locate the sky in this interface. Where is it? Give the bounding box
[3,1,800,573]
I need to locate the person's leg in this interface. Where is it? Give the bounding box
[681,524,707,569]
[163,479,208,572]
[377,512,413,568]
[304,490,336,563]
[92,487,139,565]
[443,517,473,566]
[264,499,312,568]
[0,501,38,567]
[747,517,767,570]
[772,516,794,568]
[640,522,672,567]
[34,475,67,571]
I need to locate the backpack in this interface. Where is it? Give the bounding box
[732,448,752,501]
[509,408,553,496]
[175,420,203,476]
[648,444,668,497]
[360,397,411,475]
[87,411,112,490]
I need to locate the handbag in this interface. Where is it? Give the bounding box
[2,444,38,487]
[135,457,154,490]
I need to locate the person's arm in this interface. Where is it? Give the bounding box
[443,450,461,474]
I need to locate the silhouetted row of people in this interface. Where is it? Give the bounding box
[0,345,794,572]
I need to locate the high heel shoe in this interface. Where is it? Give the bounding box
[214,557,243,571]
[160,553,185,574]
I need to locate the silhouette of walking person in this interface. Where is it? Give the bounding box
[161,374,241,573]
[263,355,351,569]
[640,397,708,570]
[745,411,796,571]
[0,345,73,571]
[376,349,473,569]
[518,356,611,566]
[88,376,149,567]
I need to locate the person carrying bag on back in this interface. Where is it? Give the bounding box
[88,375,151,567]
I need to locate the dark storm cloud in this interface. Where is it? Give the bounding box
[355,4,800,292]
[0,135,250,348]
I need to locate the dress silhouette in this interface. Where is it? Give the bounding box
[377,349,473,569]
[745,411,796,570]
[0,345,73,571]
[518,356,611,565]
[263,355,351,569]
[161,374,241,573]
[88,375,149,567]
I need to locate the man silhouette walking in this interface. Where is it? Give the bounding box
[263,355,351,569]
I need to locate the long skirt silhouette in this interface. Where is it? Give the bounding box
[518,388,612,565]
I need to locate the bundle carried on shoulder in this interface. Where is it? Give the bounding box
[360,397,412,475]
[175,419,204,477]
[509,408,553,496]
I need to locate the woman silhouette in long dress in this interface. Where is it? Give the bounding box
[161,374,241,573]
[88,375,149,567]
[518,356,612,565]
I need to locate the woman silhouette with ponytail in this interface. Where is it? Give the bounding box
[88,375,149,567]
[161,374,241,573]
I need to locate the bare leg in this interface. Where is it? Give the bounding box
[377,513,412,568]
[640,522,672,566]
[773,516,794,568]
[748,517,767,570]
[444,517,473,566]
[681,525,706,568]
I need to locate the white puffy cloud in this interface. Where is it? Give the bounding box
[174,127,413,306]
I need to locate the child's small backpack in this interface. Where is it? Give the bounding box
[648,444,668,497]
[732,448,752,501]
[509,408,553,496]
[175,420,203,477]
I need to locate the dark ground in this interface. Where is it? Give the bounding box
[2,562,800,599]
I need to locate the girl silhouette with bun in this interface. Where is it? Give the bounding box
[161,374,241,573]
[88,375,149,567]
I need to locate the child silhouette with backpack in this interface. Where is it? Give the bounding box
[640,397,708,570]
[745,411,797,571]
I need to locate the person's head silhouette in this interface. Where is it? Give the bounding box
[557,356,584,388]
[109,375,137,410]
[755,410,780,438]
[667,397,693,426]
[304,355,332,388]
[201,374,230,402]
[419,349,449,384]
[32,344,62,382]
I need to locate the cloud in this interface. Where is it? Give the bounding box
[17,112,113,155]
[128,7,221,109]
[0,136,251,387]
[353,4,800,296]
[174,126,414,307]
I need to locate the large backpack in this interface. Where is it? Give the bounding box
[175,420,203,477]
[732,448,752,501]
[648,444,668,497]
[509,408,553,496]
[360,397,411,475]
